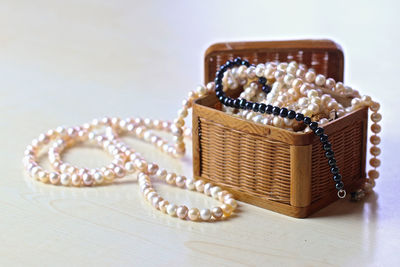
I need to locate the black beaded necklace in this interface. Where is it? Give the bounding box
[214,57,346,199]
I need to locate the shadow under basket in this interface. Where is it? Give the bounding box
[192,39,368,218]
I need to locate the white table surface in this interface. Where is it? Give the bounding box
[1,0,399,266]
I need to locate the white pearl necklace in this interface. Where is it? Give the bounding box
[23,84,237,222]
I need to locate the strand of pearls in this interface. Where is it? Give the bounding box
[23,113,237,221]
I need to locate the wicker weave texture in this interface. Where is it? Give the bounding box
[310,120,364,202]
[199,117,291,204]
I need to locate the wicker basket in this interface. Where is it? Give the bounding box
[192,39,368,218]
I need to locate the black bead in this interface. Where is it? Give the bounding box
[245,101,254,110]
[259,103,267,113]
[223,97,230,106]
[225,60,233,68]
[214,77,221,85]
[328,158,336,167]
[331,167,339,175]
[234,57,242,66]
[333,174,342,182]
[266,105,273,114]
[320,134,328,143]
[325,150,334,159]
[242,60,250,67]
[219,65,227,72]
[252,103,260,112]
[295,113,304,121]
[315,127,324,136]
[233,99,241,109]
[227,98,233,107]
[287,110,296,119]
[323,142,332,151]
[258,77,267,85]
[218,95,224,102]
[215,83,222,92]
[279,108,288,118]
[272,106,281,115]
[215,90,224,98]
[335,181,344,190]
[216,70,224,79]
[239,99,247,108]
[303,116,311,125]
[309,122,318,130]
[262,85,271,94]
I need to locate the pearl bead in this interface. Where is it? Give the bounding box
[370,135,381,145]
[147,191,157,202]
[273,117,284,127]
[315,74,326,86]
[210,186,222,199]
[124,161,136,173]
[155,169,167,180]
[103,169,115,181]
[38,171,49,183]
[370,102,380,112]
[370,158,381,168]
[305,71,316,83]
[166,204,177,216]
[60,173,71,185]
[370,146,381,156]
[152,196,162,209]
[307,89,318,98]
[255,64,265,77]
[159,200,169,213]
[93,172,104,184]
[165,173,176,184]
[327,101,339,110]
[274,70,285,81]
[134,159,147,172]
[212,207,223,219]
[195,180,205,192]
[217,190,228,202]
[204,183,213,196]
[176,205,188,219]
[82,172,94,186]
[175,175,186,188]
[335,82,345,93]
[188,208,200,221]
[371,123,381,133]
[185,178,195,190]
[71,174,81,186]
[351,98,361,108]
[200,208,212,221]
[307,103,319,113]
[114,166,126,178]
[368,170,379,179]
[221,204,233,217]
[224,198,237,209]
[371,113,382,123]
[298,97,309,106]
[147,163,159,175]
[325,78,336,89]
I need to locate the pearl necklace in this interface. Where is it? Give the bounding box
[23,100,237,222]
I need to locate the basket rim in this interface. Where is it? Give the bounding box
[193,94,368,143]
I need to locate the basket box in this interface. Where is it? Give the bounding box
[192,40,368,218]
